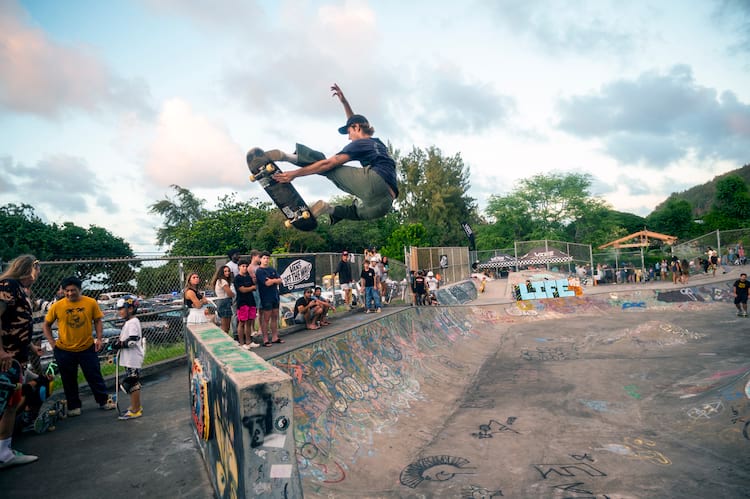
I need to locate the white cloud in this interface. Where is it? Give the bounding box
[0,1,153,119]
[556,65,750,166]
[2,155,112,213]
[143,99,245,188]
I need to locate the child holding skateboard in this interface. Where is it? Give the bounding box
[114,296,144,420]
[249,83,399,224]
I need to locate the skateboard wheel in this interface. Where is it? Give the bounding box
[265,164,274,173]
[249,174,256,182]
[301,211,310,219]
[48,425,56,431]
[284,220,292,229]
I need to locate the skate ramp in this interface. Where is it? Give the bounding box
[269,282,749,498]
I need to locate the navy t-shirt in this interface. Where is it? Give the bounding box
[255,266,280,305]
[339,138,399,197]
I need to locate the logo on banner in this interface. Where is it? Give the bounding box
[278,257,315,293]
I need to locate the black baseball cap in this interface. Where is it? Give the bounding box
[338,114,369,134]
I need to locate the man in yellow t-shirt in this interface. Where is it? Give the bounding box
[42,276,115,416]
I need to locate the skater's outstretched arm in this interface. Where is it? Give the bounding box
[274,153,350,183]
[331,83,354,118]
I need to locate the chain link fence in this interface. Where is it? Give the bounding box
[406,246,470,285]
[671,228,750,266]
[13,253,410,352]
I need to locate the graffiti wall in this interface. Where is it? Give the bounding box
[270,306,487,490]
[186,323,302,499]
[434,279,478,305]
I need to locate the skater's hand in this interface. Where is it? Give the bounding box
[331,83,346,102]
[94,338,103,352]
[274,170,296,184]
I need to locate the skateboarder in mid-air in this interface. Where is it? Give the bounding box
[248,84,399,224]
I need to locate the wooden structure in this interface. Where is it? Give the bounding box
[598,230,677,271]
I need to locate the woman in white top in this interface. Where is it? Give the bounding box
[210,265,234,334]
[184,272,209,324]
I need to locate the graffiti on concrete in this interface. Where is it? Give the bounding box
[461,484,504,498]
[515,279,576,301]
[471,417,520,438]
[272,307,480,485]
[400,455,475,489]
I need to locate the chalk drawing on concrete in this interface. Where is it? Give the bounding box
[400,455,475,488]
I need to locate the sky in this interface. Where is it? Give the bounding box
[2,0,750,255]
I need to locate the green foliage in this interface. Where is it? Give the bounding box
[485,173,608,245]
[395,146,479,245]
[646,197,699,239]
[0,203,135,300]
[702,175,750,230]
[149,185,207,247]
[381,223,428,260]
[652,163,750,216]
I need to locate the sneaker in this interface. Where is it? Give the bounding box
[743,313,748,317]
[310,200,333,218]
[241,344,251,350]
[67,407,81,417]
[248,342,261,349]
[376,308,382,313]
[0,449,38,468]
[99,400,116,411]
[365,310,371,314]
[329,213,343,226]
[118,408,143,420]
[246,147,269,172]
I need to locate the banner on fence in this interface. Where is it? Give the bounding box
[277,257,316,294]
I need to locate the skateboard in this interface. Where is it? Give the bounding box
[0,360,22,417]
[34,398,67,433]
[246,147,318,231]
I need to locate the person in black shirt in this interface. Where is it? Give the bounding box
[360,261,381,313]
[413,271,427,306]
[293,289,323,330]
[257,84,398,224]
[233,260,258,349]
[334,251,354,309]
[733,273,748,317]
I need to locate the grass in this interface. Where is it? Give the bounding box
[69,341,186,385]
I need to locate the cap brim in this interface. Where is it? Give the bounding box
[338,125,348,134]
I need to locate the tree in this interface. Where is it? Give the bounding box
[646,197,698,239]
[0,203,135,300]
[166,194,272,256]
[395,146,478,246]
[149,185,206,247]
[381,223,429,260]
[702,175,750,230]
[484,173,605,244]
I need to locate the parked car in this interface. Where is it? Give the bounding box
[96,292,131,310]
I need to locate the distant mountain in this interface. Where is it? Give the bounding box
[652,163,750,216]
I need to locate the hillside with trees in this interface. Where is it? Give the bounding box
[652,163,750,216]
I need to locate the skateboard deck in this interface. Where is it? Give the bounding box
[246,147,318,231]
[34,398,67,433]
